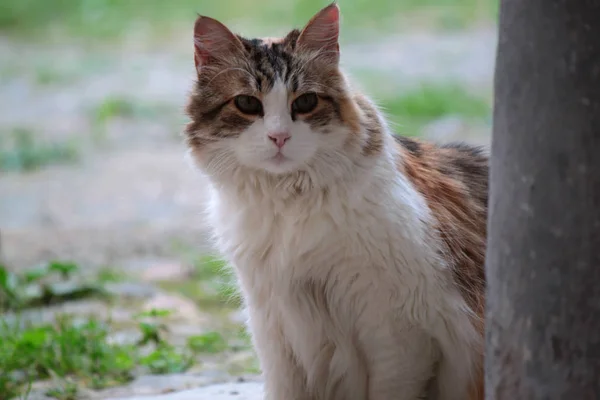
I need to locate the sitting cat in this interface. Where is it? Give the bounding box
[185,3,487,399]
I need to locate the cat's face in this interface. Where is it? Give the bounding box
[186,4,363,184]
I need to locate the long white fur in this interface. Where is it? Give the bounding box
[189,80,480,400]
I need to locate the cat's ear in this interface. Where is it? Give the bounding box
[297,3,340,63]
[193,16,244,72]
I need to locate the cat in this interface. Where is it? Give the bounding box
[184,3,487,400]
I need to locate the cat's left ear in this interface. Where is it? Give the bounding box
[297,3,340,64]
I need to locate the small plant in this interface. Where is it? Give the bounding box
[92,96,172,124]
[187,331,227,354]
[133,308,194,374]
[0,265,20,310]
[135,308,172,346]
[93,97,137,123]
[21,262,79,284]
[0,128,79,172]
[139,343,193,374]
[45,377,79,400]
[33,65,69,86]
[47,262,79,280]
[0,263,105,311]
[96,267,127,283]
[137,308,173,319]
[16,382,32,400]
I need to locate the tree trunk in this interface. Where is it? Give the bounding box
[486,1,600,399]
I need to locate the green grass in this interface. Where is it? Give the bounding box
[89,96,179,144]
[0,128,79,172]
[0,311,218,399]
[91,96,177,124]
[45,380,79,400]
[376,83,491,135]
[187,331,228,354]
[0,316,136,398]
[92,97,137,122]
[33,68,66,85]
[0,0,498,42]
[0,260,249,399]
[31,64,74,86]
[158,255,241,312]
[0,262,107,311]
[0,262,105,311]
[96,267,128,284]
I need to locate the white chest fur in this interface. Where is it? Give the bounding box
[204,166,478,400]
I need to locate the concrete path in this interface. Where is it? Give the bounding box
[106,382,263,400]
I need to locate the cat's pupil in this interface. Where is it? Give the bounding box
[292,93,318,114]
[234,95,263,115]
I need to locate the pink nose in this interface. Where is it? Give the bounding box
[268,132,290,148]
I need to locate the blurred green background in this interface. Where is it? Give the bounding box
[1,0,497,40]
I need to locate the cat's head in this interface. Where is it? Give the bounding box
[185,4,374,191]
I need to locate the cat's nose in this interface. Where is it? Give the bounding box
[268,132,291,148]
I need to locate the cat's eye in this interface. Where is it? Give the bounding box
[234,95,263,115]
[292,92,318,114]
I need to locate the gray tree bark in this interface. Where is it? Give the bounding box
[486,0,600,399]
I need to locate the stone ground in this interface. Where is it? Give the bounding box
[0,28,496,399]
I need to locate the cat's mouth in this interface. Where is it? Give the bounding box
[261,151,298,174]
[269,152,289,165]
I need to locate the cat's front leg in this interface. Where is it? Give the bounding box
[362,328,436,400]
[246,311,313,400]
[261,349,311,400]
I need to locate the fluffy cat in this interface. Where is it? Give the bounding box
[185,3,487,400]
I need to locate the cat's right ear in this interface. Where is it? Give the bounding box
[193,16,244,73]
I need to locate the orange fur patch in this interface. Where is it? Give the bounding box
[395,137,488,398]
